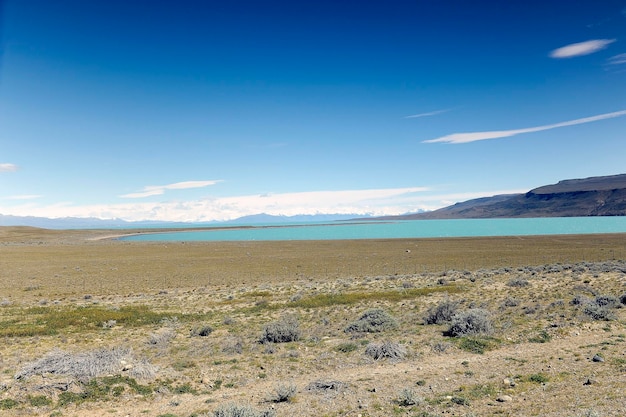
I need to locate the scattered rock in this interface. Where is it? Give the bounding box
[503,377,516,387]
[497,395,513,402]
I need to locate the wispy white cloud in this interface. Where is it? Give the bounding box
[607,53,626,65]
[405,109,450,119]
[0,163,18,172]
[423,110,626,144]
[0,186,529,222]
[119,180,222,198]
[549,39,616,58]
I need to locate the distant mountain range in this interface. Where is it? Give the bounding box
[380,174,626,220]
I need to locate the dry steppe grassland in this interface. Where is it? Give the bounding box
[0,227,625,417]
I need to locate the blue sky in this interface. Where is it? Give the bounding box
[1,0,625,222]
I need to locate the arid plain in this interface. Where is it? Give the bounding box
[1,227,625,417]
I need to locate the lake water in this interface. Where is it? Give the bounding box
[119,217,626,242]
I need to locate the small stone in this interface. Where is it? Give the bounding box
[592,354,604,362]
[496,395,513,402]
[503,378,515,387]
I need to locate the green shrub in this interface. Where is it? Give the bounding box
[28,395,52,407]
[457,336,499,354]
[450,396,470,406]
[335,342,358,353]
[0,399,19,410]
[528,373,549,384]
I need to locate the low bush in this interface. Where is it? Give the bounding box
[447,309,493,337]
[14,346,156,381]
[345,308,397,333]
[528,373,549,384]
[335,342,359,353]
[424,299,460,325]
[266,382,297,403]
[502,297,520,307]
[593,295,620,308]
[259,316,300,344]
[507,277,529,287]
[457,336,500,354]
[450,396,470,406]
[306,380,345,392]
[28,395,52,407]
[0,399,19,410]
[396,387,422,406]
[431,341,452,353]
[583,304,616,321]
[365,341,406,360]
[528,330,552,343]
[147,329,176,346]
[190,324,213,337]
[57,375,152,405]
[213,403,276,417]
[571,294,592,305]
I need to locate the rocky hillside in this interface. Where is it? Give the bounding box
[397,174,626,219]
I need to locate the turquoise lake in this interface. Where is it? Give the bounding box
[119,217,626,242]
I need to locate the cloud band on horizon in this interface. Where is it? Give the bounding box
[423,110,626,144]
[119,180,222,198]
[0,186,529,223]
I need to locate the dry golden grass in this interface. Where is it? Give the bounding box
[0,227,625,417]
[2,226,626,299]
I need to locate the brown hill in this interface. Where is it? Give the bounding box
[392,174,626,219]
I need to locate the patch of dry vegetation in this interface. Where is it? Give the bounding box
[0,229,625,416]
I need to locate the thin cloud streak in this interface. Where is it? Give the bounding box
[0,187,526,223]
[607,53,626,65]
[0,163,18,172]
[549,39,615,58]
[423,110,626,144]
[405,109,450,119]
[119,180,222,198]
